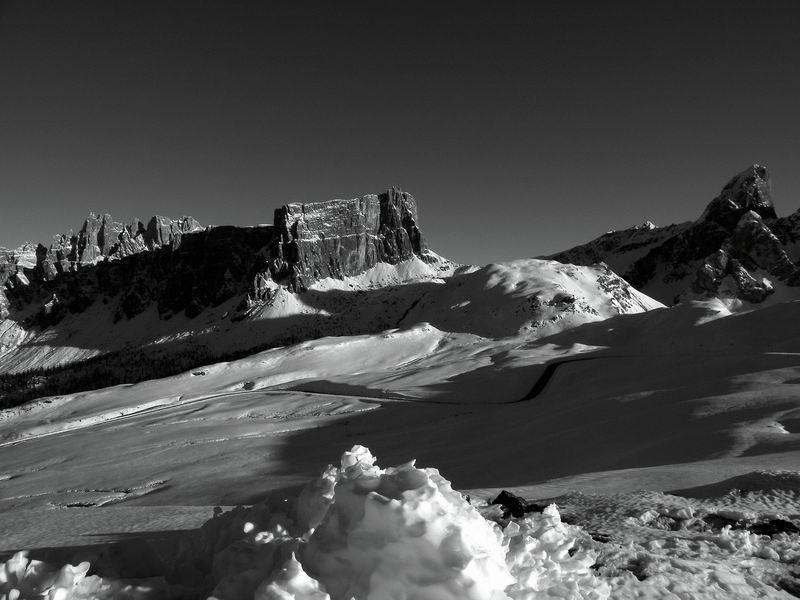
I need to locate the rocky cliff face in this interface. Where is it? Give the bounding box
[0,188,432,324]
[38,213,204,280]
[272,187,426,292]
[0,215,202,319]
[547,165,800,305]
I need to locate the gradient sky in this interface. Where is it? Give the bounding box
[1,1,800,264]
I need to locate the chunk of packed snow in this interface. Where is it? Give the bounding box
[504,505,610,599]
[0,551,155,600]
[203,445,609,600]
[300,445,514,600]
[254,554,330,600]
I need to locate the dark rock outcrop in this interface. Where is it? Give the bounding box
[749,519,800,537]
[0,244,36,319]
[145,215,202,250]
[700,164,776,230]
[548,164,800,304]
[0,250,15,319]
[32,213,204,284]
[490,490,545,519]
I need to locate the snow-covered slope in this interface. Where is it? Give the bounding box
[397,259,661,338]
[1,274,799,597]
[0,292,796,504]
[2,287,800,597]
[0,257,657,379]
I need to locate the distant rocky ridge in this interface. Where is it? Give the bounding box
[0,187,430,324]
[546,165,800,304]
[0,214,203,321]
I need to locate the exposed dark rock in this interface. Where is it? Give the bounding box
[694,248,729,295]
[0,244,37,319]
[0,252,13,320]
[749,519,800,537]
[730,211,798,281]
[145,215,202,250]
[701,513,800,538]
[702,513,741,530]
[490,490,545,518]
[30,213,204,284]
[700,164,776,230]
[778,573,800,598]
[548,292,576,306]
[727,258,774,303]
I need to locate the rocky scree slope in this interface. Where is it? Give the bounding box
[546,164,800,305]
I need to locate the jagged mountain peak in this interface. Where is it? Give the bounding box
[41,212,204,271]
[699,163,775,230]
[548,164,800,306]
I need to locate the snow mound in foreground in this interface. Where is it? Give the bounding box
[0,446,606,600]
[297,445,513,600]
[214,445,606,600]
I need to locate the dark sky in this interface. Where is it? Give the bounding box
[1,1,799,264]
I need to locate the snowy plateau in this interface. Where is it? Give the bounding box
[0,168,799,599]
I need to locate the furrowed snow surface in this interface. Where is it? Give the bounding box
[0,259,799,598]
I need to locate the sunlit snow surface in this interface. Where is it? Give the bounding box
[1,260,800,598]
[1,446,797,599]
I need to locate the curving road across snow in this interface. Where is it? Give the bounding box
[0,354,618,448]
[283,353,620,405]
[514,354,618,403]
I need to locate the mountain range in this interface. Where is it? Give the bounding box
[2,165,800,599]
[0,183,661,388]
[1,164,796,381]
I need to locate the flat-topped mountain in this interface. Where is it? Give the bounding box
[0,187,450,375]
[546,164,800,305]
